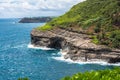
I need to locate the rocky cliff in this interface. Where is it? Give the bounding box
[31,28,120,63]
[30,0,120,63]
[37,0,120,48]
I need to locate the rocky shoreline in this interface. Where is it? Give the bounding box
[31,28,120,63]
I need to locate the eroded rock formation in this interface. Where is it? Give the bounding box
[31,28,120,63]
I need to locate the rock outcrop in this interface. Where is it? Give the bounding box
[31,28,120,63]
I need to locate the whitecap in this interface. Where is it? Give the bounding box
[27,43,55,50]
[52,51,120,66]
[51,53,57,56]
[12,44,25,49]
[12,22,16,24]
[52,56,120,66]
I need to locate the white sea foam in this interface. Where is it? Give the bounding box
[27,44,55,50]
[12,22,16,24]
[52,51,120,66]
[12,44,26,49]
[0,44,25,52]
[28,44,120,66]
[52,56,120,66]
[60,49,68,56]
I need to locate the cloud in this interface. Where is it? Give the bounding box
[0,0,85,18]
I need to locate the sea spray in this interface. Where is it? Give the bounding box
[52,51,120,66]
[28,43,55,50]
[28,44,120,66]
[52,56,120,66]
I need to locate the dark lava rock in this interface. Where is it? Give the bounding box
[48,37,68,49]
[108,57,120,63]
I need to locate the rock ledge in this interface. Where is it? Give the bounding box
[31,28,120,63]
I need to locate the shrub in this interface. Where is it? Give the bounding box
[37,24,53,31]
[108,30,120,48]
[61,67,120,80]
[92,36,99,44]
[97,30,120,48]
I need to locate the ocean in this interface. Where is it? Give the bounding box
[0,18,115,80]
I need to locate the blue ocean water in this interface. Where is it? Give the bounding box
[0,18,114,80]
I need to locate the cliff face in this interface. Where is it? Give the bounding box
[31,28,120,63]
[31,28,68,49]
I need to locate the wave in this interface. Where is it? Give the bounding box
[12,44,26,49]
[12,22,16,24]
[52,56,120,66]
[27,44,56,50]
[0,44,26,52]
[28,44,120,66]
[52,51,120,66]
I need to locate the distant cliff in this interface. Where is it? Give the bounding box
[19,17,54,23]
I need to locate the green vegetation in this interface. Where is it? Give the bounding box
[100,30,120,48]
[61,67,120,80]
[91,36,99,44]
[37,0,120,48]
[36,24,52,31]
[18,77,29,80]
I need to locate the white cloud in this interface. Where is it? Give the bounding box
[0,0,85,18]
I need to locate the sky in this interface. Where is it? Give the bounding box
[0,0,84,18]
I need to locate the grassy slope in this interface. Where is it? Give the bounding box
[37,0,120,48]
[61,67,120,80]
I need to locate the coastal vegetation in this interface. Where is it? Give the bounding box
[37,0,120,48]
[37,24,53,31]
[18,68,120,80]
[62,67,120,80]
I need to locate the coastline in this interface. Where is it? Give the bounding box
[52,53,120,66]
[30,28,120,64]
[28,44,120,66]
[28,43,56,50]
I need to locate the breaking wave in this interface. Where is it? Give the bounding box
[27,43,55,50]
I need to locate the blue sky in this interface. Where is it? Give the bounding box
[0,0,84,18]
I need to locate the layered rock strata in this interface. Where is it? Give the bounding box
[31,28,120,63]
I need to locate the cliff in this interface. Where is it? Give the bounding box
[37,0,120,48]
[19,17,53,23]
[31,28,120,63]
[31,0,120,63]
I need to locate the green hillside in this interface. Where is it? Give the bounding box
[37,0,120,48]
